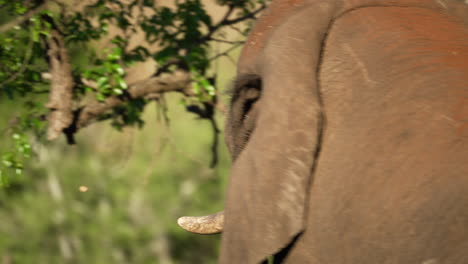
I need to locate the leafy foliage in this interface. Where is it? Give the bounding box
[0,0,268,183]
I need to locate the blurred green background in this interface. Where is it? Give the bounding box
[0,67,236,263]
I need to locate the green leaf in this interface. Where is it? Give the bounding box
[96,93,106,101]
[192,82,200,94]
[97,76,109,88]
[113,88,123,95]
[0,170,9,187]
[115,76,127,89]
[2,157,13,167]
[107,47,123,61]
[205,84,215,96]
[113,65,125,76]
[153,47,177,64]
[143,0,153,7]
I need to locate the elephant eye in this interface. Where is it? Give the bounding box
[229,75,262,119]
[227,75,262,159]
[241,87,261,119]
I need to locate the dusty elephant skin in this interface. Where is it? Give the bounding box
[180,0,468,263]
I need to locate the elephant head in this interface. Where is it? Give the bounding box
[179,0,468,263]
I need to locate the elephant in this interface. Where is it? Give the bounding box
[178,0,468,263]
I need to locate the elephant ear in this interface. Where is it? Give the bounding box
[219,1,467,263]
[219,3,339,263]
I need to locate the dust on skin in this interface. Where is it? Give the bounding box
[242,0,468,136]
[345,5,468,136]
[238,0,306,69]
[453,96,468,135]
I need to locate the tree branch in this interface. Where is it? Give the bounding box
[74,70,192,130]
[45,29,75,140]
[34,1,266,142]
[200,4,266,44]
[222,5,266,27]
[219,5,235,24]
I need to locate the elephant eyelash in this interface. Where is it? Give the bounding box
[240,129,253,149]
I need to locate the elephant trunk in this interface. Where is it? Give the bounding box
[177,211,224,234]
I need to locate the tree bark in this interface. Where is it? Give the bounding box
[45,29,75,140]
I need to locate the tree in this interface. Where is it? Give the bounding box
[0,0,267,185]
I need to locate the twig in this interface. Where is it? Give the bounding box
[0,29,34,87]
[225,54,237,66]
[0,2,49,34]
[228,25,246,36]
[220,5,235,23]
[209,42,243,61]
[221,5,266,27]
[199,4,266,44]
[209,116,220,168]
[209,38,244,45]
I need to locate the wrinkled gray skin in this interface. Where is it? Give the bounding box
[187,0,468,263]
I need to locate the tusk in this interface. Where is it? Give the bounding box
[177,211,224,234]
